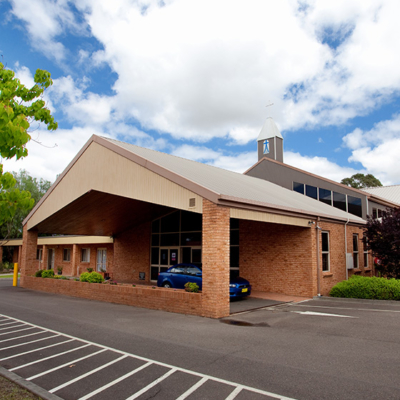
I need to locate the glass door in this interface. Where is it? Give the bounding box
[151,248,179,281]
[48,249,55,270]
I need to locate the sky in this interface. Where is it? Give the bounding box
[1,0,400,186]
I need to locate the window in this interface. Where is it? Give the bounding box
[333,192,347,212]
[319,188,332,206]
[293,182,304,194]
[348,196,362,218]
[378,209,383,218]
[372,208,378,218]
[81,248,90,262]
[263,139,269,154]
[321,232,330,272]
[36,249,42,261]
[63,248,71,262]
[363,236,369,269]
[353,234,359,269]
[306,185,318,199]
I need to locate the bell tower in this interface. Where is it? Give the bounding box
[257,117,283,162]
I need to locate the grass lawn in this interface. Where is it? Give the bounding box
[0,376,41,399]
[0,274,20,279]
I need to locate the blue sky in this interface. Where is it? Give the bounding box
[2,0,400,185]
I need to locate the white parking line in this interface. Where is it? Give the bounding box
[0,323,24,331]
[176,377,208,400]
[49,354,128,393]
[126,368,177,400]
[293,304,400,313]
[0,314,297,400]
[78,361,153,400]
[0,331,45,343]
[225,386,244,399]
[9,343,91,371]
[26,348,107,381]
[0,338,75,361]
[0,334,59,351]
[0,327,35,336]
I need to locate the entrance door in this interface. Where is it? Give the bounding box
[151,247,179,281]
[47,249,55,270]
[96,249,107,272]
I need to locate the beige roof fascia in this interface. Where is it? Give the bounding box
[1,236,114,247]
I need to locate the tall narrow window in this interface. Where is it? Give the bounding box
[81,248,90,262]
[263,139,269,154]
[353,234,359,269]
[363,236,369,269]
[321,231,330,272]
[36,249,43,261]
[293,182,304,194]
[63,248,71,262]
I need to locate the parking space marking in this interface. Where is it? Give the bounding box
[26,348,108,381]
[0,334,60,351]
[0,338,75,361]
[79,361,153,400]
[291,311,356,318]
[0,326,35,336]
[0,323,25,331]
[0,313,297,400]
[9,343,91,371]
[125,368,177,400]
[49,354,128,394]
[176,377,208,400]
[292,304,400,313]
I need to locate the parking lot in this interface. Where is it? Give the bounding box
[1,278,400,400]
[0,313,294,400]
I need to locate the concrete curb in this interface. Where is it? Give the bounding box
[0,366,63,400]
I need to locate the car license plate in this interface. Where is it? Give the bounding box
[242,288,248,293]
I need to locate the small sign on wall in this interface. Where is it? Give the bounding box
[171,252,177,262]
[139,272,145,280]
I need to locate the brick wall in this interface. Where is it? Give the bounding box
[21,276,204,317]
[21,226,38,276]
[240,220,316,297]
[202,200,230,318]
[113,222,151,283]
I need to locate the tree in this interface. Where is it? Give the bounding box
[0,62,57,241]
[341,173,382,189]
[0,170,52,239]
[365,208,400,279]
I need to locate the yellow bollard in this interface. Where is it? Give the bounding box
[13,263,18,287]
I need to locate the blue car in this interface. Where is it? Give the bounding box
[157,263,251,298]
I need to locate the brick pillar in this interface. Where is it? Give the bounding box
[202,200,230,318]
[21,225,38,281]
[72,244,79,276]
[42,245,48,270]
[0,246,3,263]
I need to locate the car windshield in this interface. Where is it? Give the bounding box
[185,267,201,275]
[170,267,185,274]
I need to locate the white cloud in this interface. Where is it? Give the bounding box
[342,115,400,185]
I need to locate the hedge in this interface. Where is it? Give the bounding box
[330,275,400,300]
[80,271,104,283]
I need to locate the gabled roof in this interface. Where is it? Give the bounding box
[101,136,364,224]
[257,117,283,141]
[362,185,400,205]
[25,135,366,229]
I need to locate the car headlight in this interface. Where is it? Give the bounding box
[229,284,236,288]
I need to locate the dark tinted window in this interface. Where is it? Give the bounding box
[151,248,159,264]
[319,188,331,206]
[293,182,304,194]
[348,196,362,217]
[151,234,159,246]
[160,233,179,246]
[181,210,202,231]
[161,211,180,233]
[182,247,191,263]
[322,232,329,252]
[192,249,202,264]
[230,230,239,246]
[230,218,239,230]
[180,232,202,246]
[151,267,159,280]
[333,192,346,211]
[306,185,318,199]
[151,219,160,233]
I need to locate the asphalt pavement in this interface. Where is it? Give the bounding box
[1,279,400,400]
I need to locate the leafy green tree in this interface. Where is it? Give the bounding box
[0,170,52,239]
[0,62,57,241]
[341,173,382,189]
[365,208,400,279]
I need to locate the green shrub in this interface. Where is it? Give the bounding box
[80,271,104,283]
[184,282,200,293]
[330,275,400,300]
[87,267,93,273]
[41,269,55,279]
[35,270,43,277]
[53,275,68,280]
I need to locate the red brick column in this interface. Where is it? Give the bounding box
[72,244,78,276]
[202,200,230,318]
[20,225,38,279]
[42,245,48,270]
[0,246,3,263]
